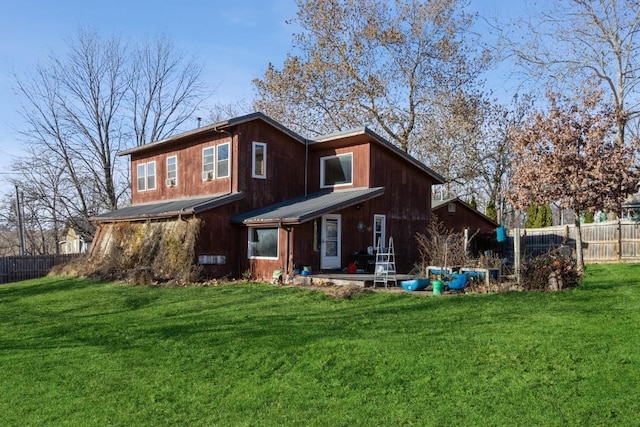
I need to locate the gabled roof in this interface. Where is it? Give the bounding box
[311,127,445,184]
[91,192,244,222]
[118,112,306,156]
[231,187,385,226]
[431,197,458,210]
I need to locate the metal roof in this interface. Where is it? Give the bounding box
[231,187,385,226]
[91,192,244,222]
[431,197,457,209]
[311,127,445,184]
[118,112,306,156]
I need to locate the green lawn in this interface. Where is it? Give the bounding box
[1,264,640,426]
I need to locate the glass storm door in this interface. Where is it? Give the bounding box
[321,214,341,269]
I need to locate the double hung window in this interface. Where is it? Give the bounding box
[137,161,156,191]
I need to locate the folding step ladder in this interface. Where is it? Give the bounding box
[373,237,396,288]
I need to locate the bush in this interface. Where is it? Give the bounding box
[415,215,470,276]
[520,249,580,291]
[60,218,202,285]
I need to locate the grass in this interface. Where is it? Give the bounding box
[1,264,640,426]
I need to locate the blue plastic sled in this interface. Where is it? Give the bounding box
[447,273,468,290]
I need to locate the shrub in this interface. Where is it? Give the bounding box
[520,249,580,291]
[61,218,202,285]
[414,215,470,276]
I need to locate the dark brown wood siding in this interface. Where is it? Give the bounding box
[194,202,243,278]
[307,141,370,191]
[130,130,232,204]
[303,137,435,273]
[367,143,433,272]
[130,121,306,208]
[234,121,307,211]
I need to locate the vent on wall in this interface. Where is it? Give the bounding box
[198,255,226,265]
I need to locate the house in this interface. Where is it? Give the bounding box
[59,227,90,254]
[91,112,444,281]
[59,218,94,254]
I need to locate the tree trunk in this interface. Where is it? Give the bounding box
[574,212,584,274]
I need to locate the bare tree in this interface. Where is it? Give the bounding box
[129,35,209,147]
[12,29,209,243]
[500,0,640,146]
[507,88,640,272]
[253,0,491,158]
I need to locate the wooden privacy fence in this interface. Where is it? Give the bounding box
[0,254,80,284]
[505,220,640,263]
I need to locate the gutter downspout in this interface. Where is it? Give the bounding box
[285,226,291,282]
[304,138,309,198]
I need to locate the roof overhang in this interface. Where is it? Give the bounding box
[91,192,244,222]
[118,112,306,157]
[231,187,385,226]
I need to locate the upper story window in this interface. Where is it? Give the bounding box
[137,161,156,191]
[217,143,230,178]
[166,156,177,187]
[202,147,215,181]
[448,203,456,213]
[321,153,353,188]
[252,142,267,179]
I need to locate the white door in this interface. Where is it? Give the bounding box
[321,214,341,269]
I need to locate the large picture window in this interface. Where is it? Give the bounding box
[202,147,215,180]
[137,161,156,191]
[248,228,279,259]
[217,143,230,178]
[252,142,267,179]
[321,153,353,187]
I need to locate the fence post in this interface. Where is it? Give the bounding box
[514,227,521,283]
[617,218,622,261]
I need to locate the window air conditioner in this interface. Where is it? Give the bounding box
[201,171,213,181]
[165,178,176,187]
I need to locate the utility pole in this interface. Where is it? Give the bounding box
[15,184,25,256]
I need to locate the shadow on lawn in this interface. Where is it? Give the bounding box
[0,277,103,301]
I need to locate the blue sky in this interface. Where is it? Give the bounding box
[0,0,526,195]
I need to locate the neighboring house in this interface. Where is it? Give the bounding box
[91,112,444,281]
[622,194,640,220]
[59,218,94,254]
[59,227,89,254]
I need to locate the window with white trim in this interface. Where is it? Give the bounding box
[248,227,279,259]
[373,214,386,249]
[448,203,456,213]
[166,156,177,186]
[202,147,215,180]
[217,143,230,178]
[137,161,156,191]
[252,142,267,179]
[321,153,353,188]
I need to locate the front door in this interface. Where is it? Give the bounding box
[321,214,341,270]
